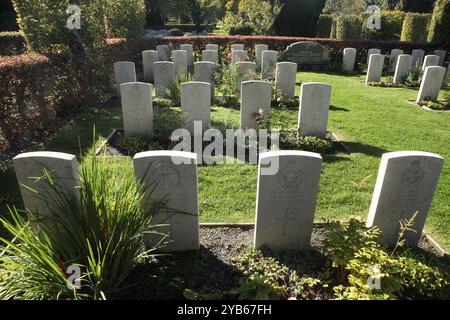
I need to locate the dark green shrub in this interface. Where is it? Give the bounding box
[12,0,107,53]
[380,10,405,40]
[168,28,184,36]
[402,68,423,87]
[395,0,436,13]
[105,0,146,39]
[428,0,450,47]
[0,31,25,55]
[317,14,333,38]
[336,15,362,39]
[330,18,337,38]
[228,23,256,35]
[273,0,326,36]
[361,10,405,41]
[400,13,431,42]
[279,130,334,154]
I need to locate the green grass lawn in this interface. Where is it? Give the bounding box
[1,72,449,250]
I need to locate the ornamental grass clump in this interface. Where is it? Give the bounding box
[0,153,166,299]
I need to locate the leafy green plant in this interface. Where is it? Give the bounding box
[165,72,195,107]
[0,152,166,299]
[323,217,448,300]
[231,246,324,300]
[419,93,450,110]
[322,218,383,284]
[116,136,151,155]
[215,62,240,101]
[402,68,422,87]
[279,130,334,154]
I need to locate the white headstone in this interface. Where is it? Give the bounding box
[365,54,385,84]
[142,50,158,82]
[367,48,381,65]
[181,81,211,133]
[416,66,446,103]
[261,50,278,80]
[422,55,440,71]
[172,50,188,78]
[367,151,444,247]
[13,152,79,223]
[231,50,248,64]
[231,44,244,52]
[342,48,357,72]
[411,49,425,70]
[388,49,404,72]
[206,44,219,51]
[156,44,170,61]
[180,44,194,69]
[298,83,331,139]
[255,44,269,68]
[133,151,199,252]
[154,61,175,98]
[202,49,219,64]
[120,82,154,138]
[433,50,447,66]
[113,61,136,97]
[194,61,216,98]
[393,54,412,84]
[236,61,257,95]
[240,80,272,129]
[275,62,297,98]
[255,150,322,251]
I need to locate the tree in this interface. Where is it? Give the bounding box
[428,0,450,46]
[323,0,364,16]
[274,0,326,36]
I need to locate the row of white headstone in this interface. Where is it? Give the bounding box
[362,48,449,103]
[119,79,331,139]
[13,149,444,252]
[115,45,284,99]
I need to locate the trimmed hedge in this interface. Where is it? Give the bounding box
[0,53,107,154]
[400,13,431,42]
[317,15,333,38]
[336,15,362,40]
[107,35,443,64]
[0,31,26,55]
[380,10,406,41]
[428,0,450,47]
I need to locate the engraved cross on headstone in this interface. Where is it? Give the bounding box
[276,208,297,236]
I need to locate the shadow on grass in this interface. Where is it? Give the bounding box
[341,141,389,157]
[330,105,350,112]
[114,246,244,300]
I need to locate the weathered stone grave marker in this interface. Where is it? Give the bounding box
[120,82,154,138]
[298,83,331,138]
[367,151,444,247]
[133,151,199,252]
[254,150,322,251]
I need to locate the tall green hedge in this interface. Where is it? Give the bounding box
[380,10,405,40]
[400,13,431,42]
[12,0,108,53]
[428,0,450,46]
[336,15,361,40]
[273,0,326,36]
[330,18,337,38]
[105,0,146,38]
[317,14,333,38]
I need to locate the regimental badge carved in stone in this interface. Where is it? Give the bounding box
[277,161,303,189]
[152,161,180,190]
[401,161,425,187]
